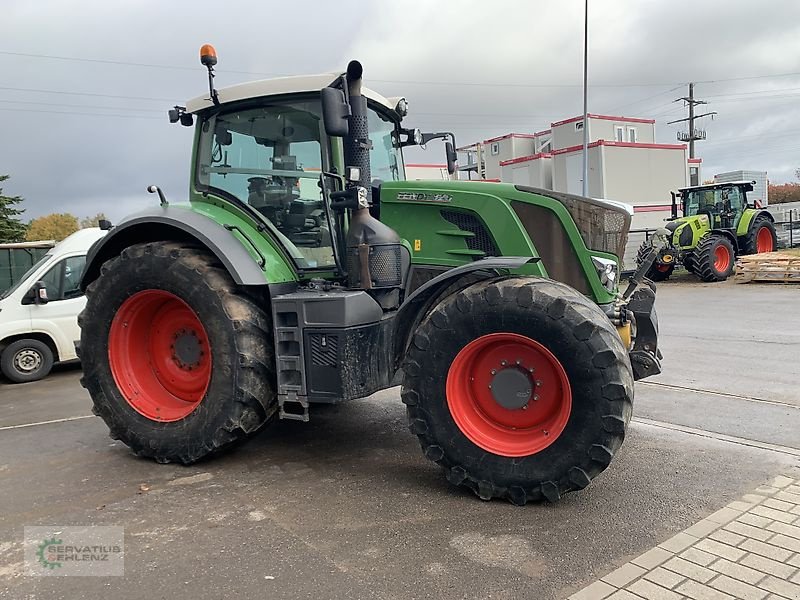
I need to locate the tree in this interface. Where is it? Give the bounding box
[80,213,108,229]
[26,213,80,242]
[0,175,28,243]
[768,183,800,205]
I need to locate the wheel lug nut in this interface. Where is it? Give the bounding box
[536,380,542,387]
[516,359,521,365]
[491,369,497,375]
[522,404,528,410]
[501,360,507,366]
[534,394,539,401]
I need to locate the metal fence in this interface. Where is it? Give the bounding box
[622,207,800,271]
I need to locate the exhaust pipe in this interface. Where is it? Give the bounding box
[343,60,372,205]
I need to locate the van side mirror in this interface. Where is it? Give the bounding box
[30,281,49,305]
[321,87,350,137]
[445,141,458,176]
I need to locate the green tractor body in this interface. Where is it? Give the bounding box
[638,181,777,282]
[79,52,661,503]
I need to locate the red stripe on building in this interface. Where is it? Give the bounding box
[688,158,702,164]
[499,153,552,166]
[633,204,676,213]
[534,129,551,136]
[551,140,687,155]
[550,113,657,127]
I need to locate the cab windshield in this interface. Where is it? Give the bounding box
[196,99,405,270]
[684,186,745,227]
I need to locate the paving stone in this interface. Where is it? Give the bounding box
[789,554,800,568]
[706,507,742,525]
[743,494,768,505]
[757,575,800,600]
[660,532,700,553]
[776,490,800,505]
[695,538,747,562]
[791,571,800,585]
[767,521,800,541]
[602,563,647,588]
[676,579,735,600]
[740,552,797,580]
[738,513,774,528]
[755,486,780,495]
[740,539,793,562]
[681,547,717,567]
[569,580,617,600]
[771,475,796,489]
[663,557,716,584]
[763,497,797,512]
[786,485,800,496]
[752,503,797,524]
[607,591,645,600]
[729,500,758,512]
[631,546,673,570]
[628,578,683,600]
[711,574,770,600]
[725,521,775,542]
[771,534,800,553]
[709,528,746,547]
[685,519,722,538]
[644,567,686,590]
[709,557,767,585]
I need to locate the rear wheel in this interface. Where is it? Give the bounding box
[636,241,673,281]
[79,242,277,464]
[402,277,633,504]
[1,339,54,383]
[690,234,735,282]
[743,215,777,255]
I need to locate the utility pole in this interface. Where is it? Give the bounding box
[668,83,717,158]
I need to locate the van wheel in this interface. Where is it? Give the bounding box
[1,339,55,383]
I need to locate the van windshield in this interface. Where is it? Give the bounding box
[0,252,52,299]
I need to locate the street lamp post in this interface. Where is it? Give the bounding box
[581,0,589,198]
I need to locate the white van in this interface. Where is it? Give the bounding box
[0,228,107,383]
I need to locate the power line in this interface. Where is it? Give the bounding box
[0,86,175,102]
[0,99,164,112]
[3,49,800,89]
[0,107,163,120]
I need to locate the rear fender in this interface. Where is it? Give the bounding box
[737,208,773,236]
[80,206,296,291]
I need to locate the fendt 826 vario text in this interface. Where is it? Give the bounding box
[79,46,662,504]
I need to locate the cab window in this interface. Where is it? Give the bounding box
[196,100,334,269]
[36,256,87,302]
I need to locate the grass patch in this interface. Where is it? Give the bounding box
[780,248,800,257]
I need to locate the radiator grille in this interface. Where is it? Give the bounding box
[441,210,499,256]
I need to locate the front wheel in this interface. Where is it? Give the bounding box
[690,234,735,282]
[79,242,277,464]
[1,339,54,383]
[636,240,673,281]
[402,277,634,504]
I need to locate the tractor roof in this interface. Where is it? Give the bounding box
[678,180,755,193]
[186,73,397,114]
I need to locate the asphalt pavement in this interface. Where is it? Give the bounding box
[1,277,798,600]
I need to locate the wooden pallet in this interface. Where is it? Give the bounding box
[735,252,800,283]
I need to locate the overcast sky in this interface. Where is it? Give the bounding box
[1,0,799,222]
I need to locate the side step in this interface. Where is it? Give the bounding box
[279,395,309,422]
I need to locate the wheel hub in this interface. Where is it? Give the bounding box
[14,349,42,373]
[172,329,203,370]
[490,367,533,410]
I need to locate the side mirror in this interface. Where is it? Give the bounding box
[31,281,49,305]
[321,87,350,137]
[445,141,458,176]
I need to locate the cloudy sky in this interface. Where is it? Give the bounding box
[1,0,799,221]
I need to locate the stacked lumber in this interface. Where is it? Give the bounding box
[735,252,800,284]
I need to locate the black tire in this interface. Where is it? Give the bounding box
[636,240,674,282]
[402,277,633,505]
[742,215,777,255]
[689,234,735,282]
[79,242,277,464]
[0,339,54,383]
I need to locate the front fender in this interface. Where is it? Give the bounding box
[80,205,297,291]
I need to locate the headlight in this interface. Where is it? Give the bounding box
[591,256,618,292]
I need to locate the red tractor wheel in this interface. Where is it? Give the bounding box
[79,242,276,464]
[402,277,633,505]
[690,234,736,282]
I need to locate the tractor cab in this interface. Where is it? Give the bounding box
[678,181,753,231]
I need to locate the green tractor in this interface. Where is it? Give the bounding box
[637,180,777,282]
[78,46,661,504]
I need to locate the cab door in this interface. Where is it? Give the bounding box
[28,254,88,361]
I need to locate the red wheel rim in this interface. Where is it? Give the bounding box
[446,333,572,457]
[756,227,773,253]
[108,290,211,422]
[656,264,671,273]
[714,245,731,272]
